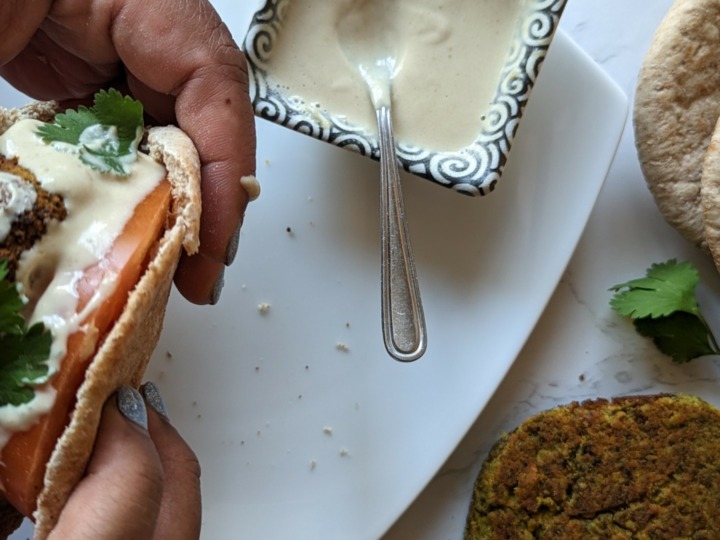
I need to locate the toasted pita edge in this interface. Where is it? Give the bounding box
[0,101,201,539]
[633,0,720,249]
[701,116,720,274]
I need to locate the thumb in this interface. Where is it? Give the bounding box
[48,387,164,540]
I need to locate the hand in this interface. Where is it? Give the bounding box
[49,383,201,540]
[0,0,257,305]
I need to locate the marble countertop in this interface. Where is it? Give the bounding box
[6,2,720,539]
[383,0,720,538]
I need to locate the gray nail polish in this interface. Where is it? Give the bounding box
[225,222,242,266]
[117,387,148,429]
[140,381,169,419]
[210,268,225,305]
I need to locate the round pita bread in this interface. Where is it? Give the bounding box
[701,116,720,272]
[634,0,720,249]
[0,101,201,539]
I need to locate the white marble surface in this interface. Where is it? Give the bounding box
[6,2,720,539]
[383,0,720,538]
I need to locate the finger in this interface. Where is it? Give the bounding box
[49,388,163,540]
[0,30,120,101]
[112,0,257,266]
[173,250,225,305]
[0,0,52,64]
[140,382,201,540]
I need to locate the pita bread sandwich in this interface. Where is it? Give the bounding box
[634,0,720,249]
[0,89,201,539]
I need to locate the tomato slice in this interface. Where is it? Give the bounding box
[0,179,172,517]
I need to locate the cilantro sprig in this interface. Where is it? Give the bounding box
[610,259,720,363]
[0,259,52,406]
[36,88,144,176]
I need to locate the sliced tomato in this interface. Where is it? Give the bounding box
[0,179,172,517]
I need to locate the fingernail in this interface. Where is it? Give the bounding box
[224,222,242,266]
[140,381,169,419]
[117,387,148,429]
[210,268,225,305]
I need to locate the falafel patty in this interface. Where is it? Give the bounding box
[465,394,720,539]
[0,156,66,281]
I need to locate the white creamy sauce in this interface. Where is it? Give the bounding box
[0,172,37,241]
[265,0,523,151]
[0,119,165,444]
[241,175,261,201]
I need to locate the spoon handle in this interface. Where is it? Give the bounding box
[377,105,427,362]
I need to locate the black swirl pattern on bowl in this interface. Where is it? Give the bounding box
[243,0,567,197]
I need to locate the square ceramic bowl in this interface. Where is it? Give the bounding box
[243,0,567,196]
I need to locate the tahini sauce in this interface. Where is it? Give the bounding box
[264,0,523,152]
[0,119,165,449]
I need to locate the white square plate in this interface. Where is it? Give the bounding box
[7,14,627,540]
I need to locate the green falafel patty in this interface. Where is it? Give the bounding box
[465,394,720,539]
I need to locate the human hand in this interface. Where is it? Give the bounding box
[48,383,201,540]
[0,0,257,305]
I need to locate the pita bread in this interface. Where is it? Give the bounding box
[0,101,201,539]
[634,0,720,249]
[701,117,720,272]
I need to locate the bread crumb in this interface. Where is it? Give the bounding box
[335,342,349,352]
[339,448,350,457]
[258,302,271,314]
[323,426,333,435]
[310,459,317,470]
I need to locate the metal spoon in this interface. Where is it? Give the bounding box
[339,4,427,361]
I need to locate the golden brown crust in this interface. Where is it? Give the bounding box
[633,0,720,249]
[0,101,202,539]
[464,394,720,539]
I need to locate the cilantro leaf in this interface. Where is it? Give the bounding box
[90,89,144,155]
[0,259,26,335]
[36,88,144,176]
[609,259,700,318]
[0,324,52,406]
[0,259,53,406]
[609,259,720,364]
[633,312,717,364]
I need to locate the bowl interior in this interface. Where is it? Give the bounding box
[243,0,567,196]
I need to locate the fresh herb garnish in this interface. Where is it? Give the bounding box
[36,88,144,176]
[0,259,52,406]
[609,259,720,363]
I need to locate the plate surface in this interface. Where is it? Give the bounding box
[5,14,627,540]
[244,0,567,196]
